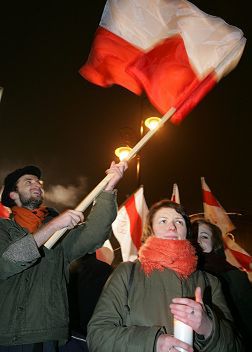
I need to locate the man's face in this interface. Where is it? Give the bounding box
[13,174,44,209]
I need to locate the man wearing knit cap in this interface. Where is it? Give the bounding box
[0,161,127,351]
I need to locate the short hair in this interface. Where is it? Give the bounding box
[142,199,192,243]
[191,219,224,253]
[1,165,41,208]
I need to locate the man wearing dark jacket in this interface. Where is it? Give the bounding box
[0,161,127,352]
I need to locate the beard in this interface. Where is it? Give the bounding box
[20,194,43,210]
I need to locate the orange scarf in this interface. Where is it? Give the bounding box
[139,236,197,278]
[12,206,49,234]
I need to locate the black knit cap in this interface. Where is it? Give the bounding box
[1,165,41,207]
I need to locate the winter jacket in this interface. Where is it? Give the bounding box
[199,251,252,351]
[87,260,243,352]
[0,191,117,346]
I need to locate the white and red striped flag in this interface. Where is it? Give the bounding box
[171,183,180,203]
[201,177,234,235]
[201,177,252,272]
[80,0,246,124]
[112,186,148,261]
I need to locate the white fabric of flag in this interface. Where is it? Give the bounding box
[112,186,148,261]
[201,177,235,235]
[201,177,252,273]
[171,183,180,203]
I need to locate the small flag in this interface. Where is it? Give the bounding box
[201,177,235,235]
[171,183,180,203]
[224,234,252,272]
[80,0,246,124]
[112,186,148,261]
[201,177,252,272]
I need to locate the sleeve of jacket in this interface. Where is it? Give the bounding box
[87,262,165,352]
[0,220,41,280]
[61,191,118,263]
[222,269,252,337]
[194,273,243,352]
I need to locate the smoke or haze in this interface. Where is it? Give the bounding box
[44,176,88,209]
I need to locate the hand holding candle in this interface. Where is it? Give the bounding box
[170,287,213,349]
[174,318,193,352]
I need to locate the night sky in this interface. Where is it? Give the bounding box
[1,0,251,218]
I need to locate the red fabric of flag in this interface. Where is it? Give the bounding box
[79,27,142,94]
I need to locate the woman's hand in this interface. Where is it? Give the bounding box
[156,334,193,352]
[170,287,213,339]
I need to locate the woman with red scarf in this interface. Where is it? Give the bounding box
[87,200,242,352]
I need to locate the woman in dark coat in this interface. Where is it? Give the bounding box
[88,200,242,352]
[192,219,252,351]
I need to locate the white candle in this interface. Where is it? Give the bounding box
[174,318,193,352]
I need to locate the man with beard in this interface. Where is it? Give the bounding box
[0,162,127,352]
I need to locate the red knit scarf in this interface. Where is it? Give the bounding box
[12,206,49,234]
[139,236,197,278]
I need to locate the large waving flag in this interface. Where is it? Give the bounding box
[201,177,252,273]
[80,0,246,124]
[171,183,180,203]
[112,186,148,261]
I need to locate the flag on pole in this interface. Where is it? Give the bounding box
[201,177,235,235]
[112,186,148,261]
[201,177,252,272]
[171,183,180,203]
[80,0,246,124]
[224,234,252,272]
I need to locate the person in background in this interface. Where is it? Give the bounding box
[60,252,113,352]
[87,200,242,352]
[0,161,127,352]
[192,218,252,351]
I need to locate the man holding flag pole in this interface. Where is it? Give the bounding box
[0,161,127,351]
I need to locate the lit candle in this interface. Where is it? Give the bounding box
[174,318,193,352]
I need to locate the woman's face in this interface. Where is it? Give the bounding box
[197,223,213,253]
[152,207,187,240]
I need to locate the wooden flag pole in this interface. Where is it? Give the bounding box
[44,38,245,249]
[44,107,176,249]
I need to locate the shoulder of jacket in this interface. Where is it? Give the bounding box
[0,217,15,227]
[111,260,139,278]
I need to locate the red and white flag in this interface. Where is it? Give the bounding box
[201,177,234,235]
[224,234,252,273]
[80,0,246,124]
[171,183,180,203]
[201,177,252,272]
[112,186,148,261]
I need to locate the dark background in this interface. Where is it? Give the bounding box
[1,0,251,226]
